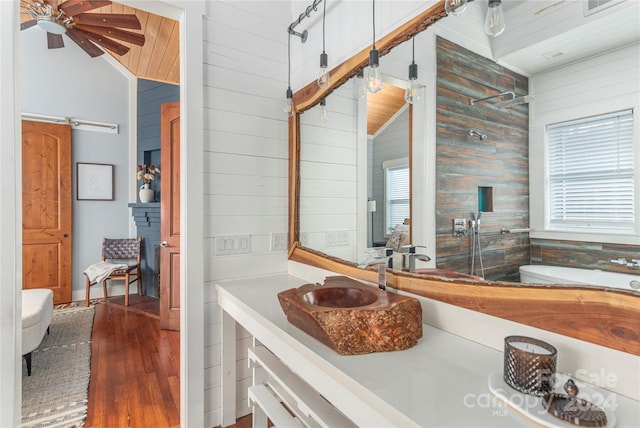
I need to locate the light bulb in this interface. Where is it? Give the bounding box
[317,52,330,89]
[484,0,505,37]
[320,99,329,122]
[355,70,367,98]
[444,0,467,16]
[367,49,383,93]
[404,62,419,104]
[284,87,293,116]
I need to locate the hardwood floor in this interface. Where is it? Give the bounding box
[85,302,180,427]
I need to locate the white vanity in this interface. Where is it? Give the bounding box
[217,274,639,427]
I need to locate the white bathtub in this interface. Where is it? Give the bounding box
[519,264,640,291]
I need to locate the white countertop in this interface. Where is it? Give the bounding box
[216,273,639,427]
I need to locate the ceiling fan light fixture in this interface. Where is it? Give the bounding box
[37,16,67,34]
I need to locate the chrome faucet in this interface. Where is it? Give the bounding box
[358,248,393,291]
[611,258,629,266]
[400,245,431,272]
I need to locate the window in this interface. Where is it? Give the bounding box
[547,109,634,233]
[383,158,410,235]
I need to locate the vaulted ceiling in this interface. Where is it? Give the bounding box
[20,1,180,85]
[367,84,406,136]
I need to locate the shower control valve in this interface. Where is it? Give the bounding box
[453,218,467,237]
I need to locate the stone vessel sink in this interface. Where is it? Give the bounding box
[278,276,423,355]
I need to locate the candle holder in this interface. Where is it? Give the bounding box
[504,335,557,396]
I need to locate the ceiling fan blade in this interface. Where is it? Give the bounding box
[21,19,38,30]
[73,13,141,30]
[65,27,104,57]
[47,32,65,49]
[73,28,130,56]
[58,0,112,17]
[74,24,145,46]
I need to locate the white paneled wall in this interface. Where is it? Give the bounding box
[371,107,410,244]
[203,1,291,425]
[529,43,640,242]
[300,83,359,261]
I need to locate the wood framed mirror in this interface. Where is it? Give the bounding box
[287,1,639,356]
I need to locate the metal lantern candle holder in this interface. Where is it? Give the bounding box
[504,335,557,396]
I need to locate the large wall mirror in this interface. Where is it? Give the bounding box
[289,1,640,355]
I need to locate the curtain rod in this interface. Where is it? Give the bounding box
[21,112,119,134]
[288,0,324,43]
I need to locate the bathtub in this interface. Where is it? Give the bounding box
[519,264,640,291]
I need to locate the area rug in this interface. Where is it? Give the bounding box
[22,304,95,428]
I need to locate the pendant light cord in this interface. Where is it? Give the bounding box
[287,32,291,88]
[412,35,415,64]
[372,0,376,49]
[322,0,326,52]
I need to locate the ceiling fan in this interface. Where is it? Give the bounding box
[21,0,145,58]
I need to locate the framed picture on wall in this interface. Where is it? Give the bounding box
[77,162,114,200]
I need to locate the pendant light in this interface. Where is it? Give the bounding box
[404,36,419,104]
[284,32,293,116]
[355,69,367,98]
[320,99,329,122]
[367,0,382,93]
[444,0,468,16]
[317,0,330,89]
[484,0,506,37]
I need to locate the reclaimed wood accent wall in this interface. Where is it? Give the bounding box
[531,238,640,274]
[435,37,530,281]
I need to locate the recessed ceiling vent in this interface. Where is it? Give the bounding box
[584,0,623,16]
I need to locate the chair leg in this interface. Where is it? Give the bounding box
[102,280,108,301]
[125,273,130,307]
[24,353,32,376]
[138,271,143,296]
[85,275,91,307]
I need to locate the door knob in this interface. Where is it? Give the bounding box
[161,241,169,247]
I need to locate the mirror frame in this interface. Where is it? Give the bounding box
[287,2,640,356]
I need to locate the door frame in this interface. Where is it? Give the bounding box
[0,2,205,427]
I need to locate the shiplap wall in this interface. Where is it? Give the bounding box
[299,83,358,261]
[202,1,291,425]
[371,107,410,244]
[529,42,640,265]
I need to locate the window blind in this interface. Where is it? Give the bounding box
[547,109,634,232]
[385,165,410,234]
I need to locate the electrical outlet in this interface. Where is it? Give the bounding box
[326,230,349,247]
[271,233,288,251]
[215,235,251,255]
[300,232,309,247]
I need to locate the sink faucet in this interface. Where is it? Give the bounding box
[358,248,393,291]
[400,245,431,272]
[611,258,629,266]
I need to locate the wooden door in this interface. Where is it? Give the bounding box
[22,120,72,304]
[160,102,180,330]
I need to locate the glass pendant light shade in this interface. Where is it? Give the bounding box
[318,52,330,89]
[320,99,329,122]
[405,63,419,104]
[484,0,505,37]
[284,87,293,116]
[367,49,383,93]
[444,0,468,16]
[355,70,367,98]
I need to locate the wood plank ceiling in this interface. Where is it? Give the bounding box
[367,84,406,136]
[20,1,180,85]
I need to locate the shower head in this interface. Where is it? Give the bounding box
[469,91,534,109]
[469,91,514,106]
[494,94,534,108]
[469,129,487,140]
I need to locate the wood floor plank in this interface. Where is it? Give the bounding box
[85,302,180,427]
